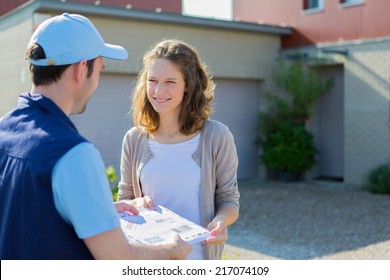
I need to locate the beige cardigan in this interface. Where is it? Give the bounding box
[117,119,240,259]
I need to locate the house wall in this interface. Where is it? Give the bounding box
[343,38,390,184]
[0,0,182,17]
[77,15,282,180]
[72,75,262,180]
[0,6,284,180]
[233,0,390,48]
[311,64,345,181]
[234,0,390,185]
[291,38,390,185]
[0,8,33,117]
[68,0,182,14]
[69,73,137,175]
[87,14,280,80]
[0,0,28,17]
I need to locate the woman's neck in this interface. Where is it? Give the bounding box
[150,117,200,144]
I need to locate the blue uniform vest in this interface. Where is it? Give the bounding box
[0,93,93,259]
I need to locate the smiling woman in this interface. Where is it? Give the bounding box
[146,58,186,118]
[117,39,240,260]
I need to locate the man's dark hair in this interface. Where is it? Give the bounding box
[26,44,95,86]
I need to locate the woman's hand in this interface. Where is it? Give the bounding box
[113,201,139,215]
[131,196,156,210]
[203,205,238,245]
[204,220,228,245]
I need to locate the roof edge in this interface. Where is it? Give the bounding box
[26,0,291,35]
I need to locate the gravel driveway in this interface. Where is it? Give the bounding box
[222,179,390,260]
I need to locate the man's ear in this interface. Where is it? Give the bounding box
[73,60,88,82]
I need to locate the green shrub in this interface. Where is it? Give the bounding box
[364,163,390,194]
[106,165,119,201]
[273,60,333,122]
[257,59,333,145]
[261,121,317,172]
[256,59,333,181]
[111,186,119,202]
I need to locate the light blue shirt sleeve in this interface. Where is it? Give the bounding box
[52,142,120,239]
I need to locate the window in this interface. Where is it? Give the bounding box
[340,0,364,7]
[303,0,323,11]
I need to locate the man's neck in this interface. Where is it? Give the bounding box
[30,83,73,115]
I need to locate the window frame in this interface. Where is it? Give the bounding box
[340,0,364,8]
[303,0,324,14]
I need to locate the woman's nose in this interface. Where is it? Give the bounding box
[153,82,164,95]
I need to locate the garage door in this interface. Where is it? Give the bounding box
[212,78,260,180]
[312,65,344,181]
[71,75,260,180]
[70,74,136,174]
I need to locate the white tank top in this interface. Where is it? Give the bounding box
[140,133,204,259]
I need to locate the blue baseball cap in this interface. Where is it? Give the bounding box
[27,13,128,66]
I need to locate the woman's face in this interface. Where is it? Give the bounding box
[146,58,186,117]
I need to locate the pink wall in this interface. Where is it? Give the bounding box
[233,0,390,48]
[0,0,29,17]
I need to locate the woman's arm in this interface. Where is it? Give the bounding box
[117,130,136,201]
[206,124,240,244]
[204,204,239,244]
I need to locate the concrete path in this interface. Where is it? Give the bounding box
[222,179,390,260]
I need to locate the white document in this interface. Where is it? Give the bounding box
[118,205,211,245]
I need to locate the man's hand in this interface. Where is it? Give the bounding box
[166,234,192,259]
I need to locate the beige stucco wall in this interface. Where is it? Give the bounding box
[0,10,33,117]
[87,15,281,179]
[0,7,390,184]
[6,9,389,185]
[283,37,390,185]
[0,8,284,181]
[343,38,390,185]
[88,15,280,81]
[0,11,282,119]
